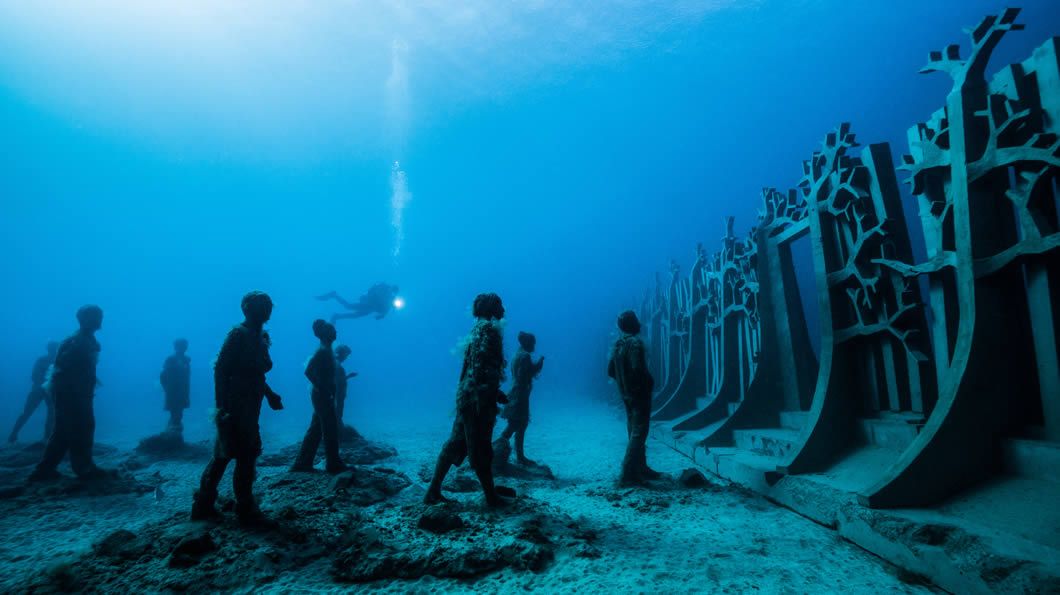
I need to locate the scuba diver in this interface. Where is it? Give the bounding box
[424,293,515,507]
[607,310,663,486]
[8,341,59,444]
[291,320,349,474]
[333,344,358,441]
[29,305,108,481]
[159,338,191,436]
[316,283,400,322]
[192,291,284,525]
[494,332,545,466]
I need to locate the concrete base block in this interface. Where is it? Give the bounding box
[656,432,1060,594]
[1004,438,1060,481]
[857,417,922,451]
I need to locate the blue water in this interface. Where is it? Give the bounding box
[1,1,1058,443]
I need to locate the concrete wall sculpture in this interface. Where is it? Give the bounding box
[645,2,1057,534]
[642,9,1059,591]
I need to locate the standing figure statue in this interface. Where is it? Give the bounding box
[316,283,400,322]
[8,341,58,444]
[424,293,514,507]
[160,338,191,436]
[608,310,662,485]
[494,332,545,466]
[291,320,349,474]
[333,344,358,442]
[192,291,284,525]
[29,305,107,481]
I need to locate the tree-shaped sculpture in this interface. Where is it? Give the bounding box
[653,242,715,421]
[863,8,1060,507]
[780,124,934,475]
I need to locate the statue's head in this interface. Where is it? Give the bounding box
[335,344,352,362]
[241,291,273,325]
[517,331,536,352]
[472,292,505,321]
[174,338,189,355]
[76,305,104,332]
[617,310,641,335]
[312,319,337,344]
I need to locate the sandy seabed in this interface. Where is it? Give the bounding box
[0,402,936,594]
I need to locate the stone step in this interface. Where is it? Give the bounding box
[1004,438,1060,482]
[700,447,783,493]
[857,416,923,451]
[779,410,808,431]
[706,447,781,472]
[876,410,927,424]
[733,428,801,459]
[651,420,725,466]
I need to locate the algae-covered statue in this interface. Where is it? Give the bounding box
[316,283,399,322]
[192,291,284,525]
[291,319,348,474]
[608,310,662,485]
[29,305,107,481]
[424,292,515,506]
[333,344,359,441]
[494,331,545,466]
[159,338,191,436]
[8,341,58,444]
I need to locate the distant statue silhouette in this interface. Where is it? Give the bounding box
[29,305,108,481]
[333,344,358,440]
[494,332,545,466]
[160,338,191,436]
[291,320,348,474]
[316,283,399,322]
[8,341,59,444]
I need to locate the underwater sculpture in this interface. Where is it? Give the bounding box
[424,292,515,507]
[191,291,284,525]
[652,261,691,409]
[608,310,662,485]
[649,219,762,432]
[641,7,1059,510]
[8,340,58,444]
[159,338,191,436]
[861,8,1060,506]
[317,283,400,322]
[635,12,1060,589]
[333,343,359,442]
[134,338,198,456]
[494,331,545,466]
[291,320,349,474]
[29,305,107,481]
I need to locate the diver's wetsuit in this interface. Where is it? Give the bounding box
[9,353,55,443]
[359,283,395,319]
[293,346,344,472]
[426,319,506,502]
[497,347,544,462]
[32,332,102,478]
[160,352,191,434]
[195,323,273,516]
[322,284,397,322]
[608,333,655,483]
